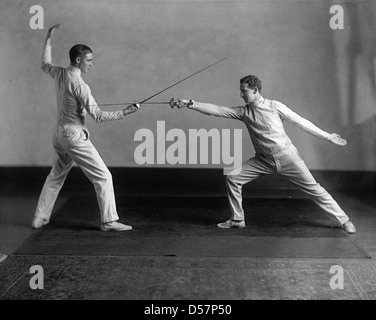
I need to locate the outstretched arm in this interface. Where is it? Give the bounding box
[277,102,347,146]
[41,24,61,77]
[170,98,244,120]
[75,84,140,123]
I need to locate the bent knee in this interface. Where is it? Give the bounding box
[98,169,113,183]
[226,174,236,184]
[226,174,244,187]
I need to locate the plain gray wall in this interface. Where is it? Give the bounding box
[1,0,375,170]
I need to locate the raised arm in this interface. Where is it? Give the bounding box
[170,98,244,120]
[41,24,61,77]
[276,102,347,146]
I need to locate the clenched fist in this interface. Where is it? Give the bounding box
[123,102,140,116]
[169,98,193,109]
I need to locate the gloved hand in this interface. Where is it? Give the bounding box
[169,98,193,109]
[123,102,140,115]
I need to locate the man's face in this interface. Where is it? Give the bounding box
[240,82,259,104]
[77,53,93,73]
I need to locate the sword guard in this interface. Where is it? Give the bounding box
[169,98,177,108]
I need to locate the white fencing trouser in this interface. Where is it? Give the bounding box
[226,144,349,226]
[34,126,119,224]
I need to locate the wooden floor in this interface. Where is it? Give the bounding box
[1,169,376,301]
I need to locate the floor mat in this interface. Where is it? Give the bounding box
[2,255,376,300]
[15,196,370,258]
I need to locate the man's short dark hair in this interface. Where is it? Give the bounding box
[240,75,262,93]
[69,44,92,63]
